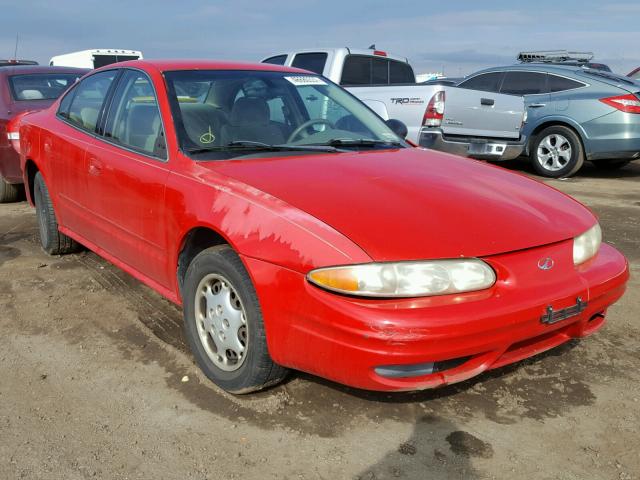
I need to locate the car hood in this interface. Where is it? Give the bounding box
[208,148,596,261]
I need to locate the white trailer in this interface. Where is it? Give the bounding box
[49,49,143,69]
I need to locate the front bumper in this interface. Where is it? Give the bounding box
[244,241,629,392]
[419,128,525,161]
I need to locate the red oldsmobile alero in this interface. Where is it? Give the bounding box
[18,60,629,393]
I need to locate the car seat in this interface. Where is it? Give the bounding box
[220,97,285,146]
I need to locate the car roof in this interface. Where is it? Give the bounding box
[474,63,586,76]
[102,59,310,74]
[0,65,90,77]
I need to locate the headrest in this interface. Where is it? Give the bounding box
[20,89,44,100]
[230,97,270,126]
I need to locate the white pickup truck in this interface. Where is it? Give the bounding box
[262,48,526,160]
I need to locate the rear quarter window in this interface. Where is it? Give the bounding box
[548,74,585,92]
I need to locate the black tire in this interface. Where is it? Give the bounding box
[591,159,631,170]
[33,172,80,255]
[530,126,584,178]
[0,176,20,203]
[182,245,288,394]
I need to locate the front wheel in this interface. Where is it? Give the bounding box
[182,245,288,394]
[530,126,584,178]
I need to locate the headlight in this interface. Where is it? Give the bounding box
[307,259,496,298]
[573,223,602,265]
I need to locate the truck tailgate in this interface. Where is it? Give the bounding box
[442,88,524,140]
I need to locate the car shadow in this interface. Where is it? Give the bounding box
[494,156,640,180]
[355,415,486,479]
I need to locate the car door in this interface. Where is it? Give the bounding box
[448,71,524,139]
[84,69,171,288]
[499,71,550,126]
[50,69,118,234]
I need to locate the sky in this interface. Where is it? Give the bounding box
[2,0,639,77]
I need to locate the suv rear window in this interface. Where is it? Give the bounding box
[341,55,415,86]
[291,53,327,75]
[458,72,503,92]
[9,73,81,101]
[500,71,547,95]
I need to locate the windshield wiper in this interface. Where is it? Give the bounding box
[187,140,341,155]
[323,138,403,148]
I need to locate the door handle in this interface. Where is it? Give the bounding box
[528,103,546,108]
[480,98,495,106]
[88,157,103,176]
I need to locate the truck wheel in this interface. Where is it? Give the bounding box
[591,159,630,170]
[182,245,288,394]
[0,176,20,203]
[530,126,584,178]
[33,172,80,255]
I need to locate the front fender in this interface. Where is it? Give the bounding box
[166,163,373,295]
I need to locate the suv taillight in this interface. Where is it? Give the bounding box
[599,93,640,114]
[423,91,445,127]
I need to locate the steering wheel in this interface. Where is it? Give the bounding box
[287,119,335,143]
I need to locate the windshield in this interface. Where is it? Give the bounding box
[9,73,81,101]
[164,70,405,158]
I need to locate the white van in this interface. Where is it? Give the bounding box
[49,49,143,69]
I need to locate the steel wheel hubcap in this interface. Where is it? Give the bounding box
[536,134,572,171]
[194,274,248,372]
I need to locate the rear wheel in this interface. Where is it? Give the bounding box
[591,159,630,170]
[182,245,288,394]
[34,172,80,255]
[0,176,20,203]
[530,126,584,178]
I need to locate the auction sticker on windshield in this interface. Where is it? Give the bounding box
[285,76,327,86]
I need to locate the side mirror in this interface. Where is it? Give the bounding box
[385,119,408,139]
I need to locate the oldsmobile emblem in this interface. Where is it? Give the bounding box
[537,257,554,270]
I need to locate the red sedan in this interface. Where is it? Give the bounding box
[18,60,629,393]
[0,65,87,202]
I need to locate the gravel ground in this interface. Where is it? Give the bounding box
[0,160,638,480]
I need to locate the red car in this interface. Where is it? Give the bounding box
[0,65,87,202]
[18,60,629,393]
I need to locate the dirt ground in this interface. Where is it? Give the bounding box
[1,159,638,480]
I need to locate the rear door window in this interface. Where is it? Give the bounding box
[62,70,117,131]
[500,71,548,95]
[103,69,166,158]
[547,74,585,92]
[291,53,328,75]
[458,72,503,92]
